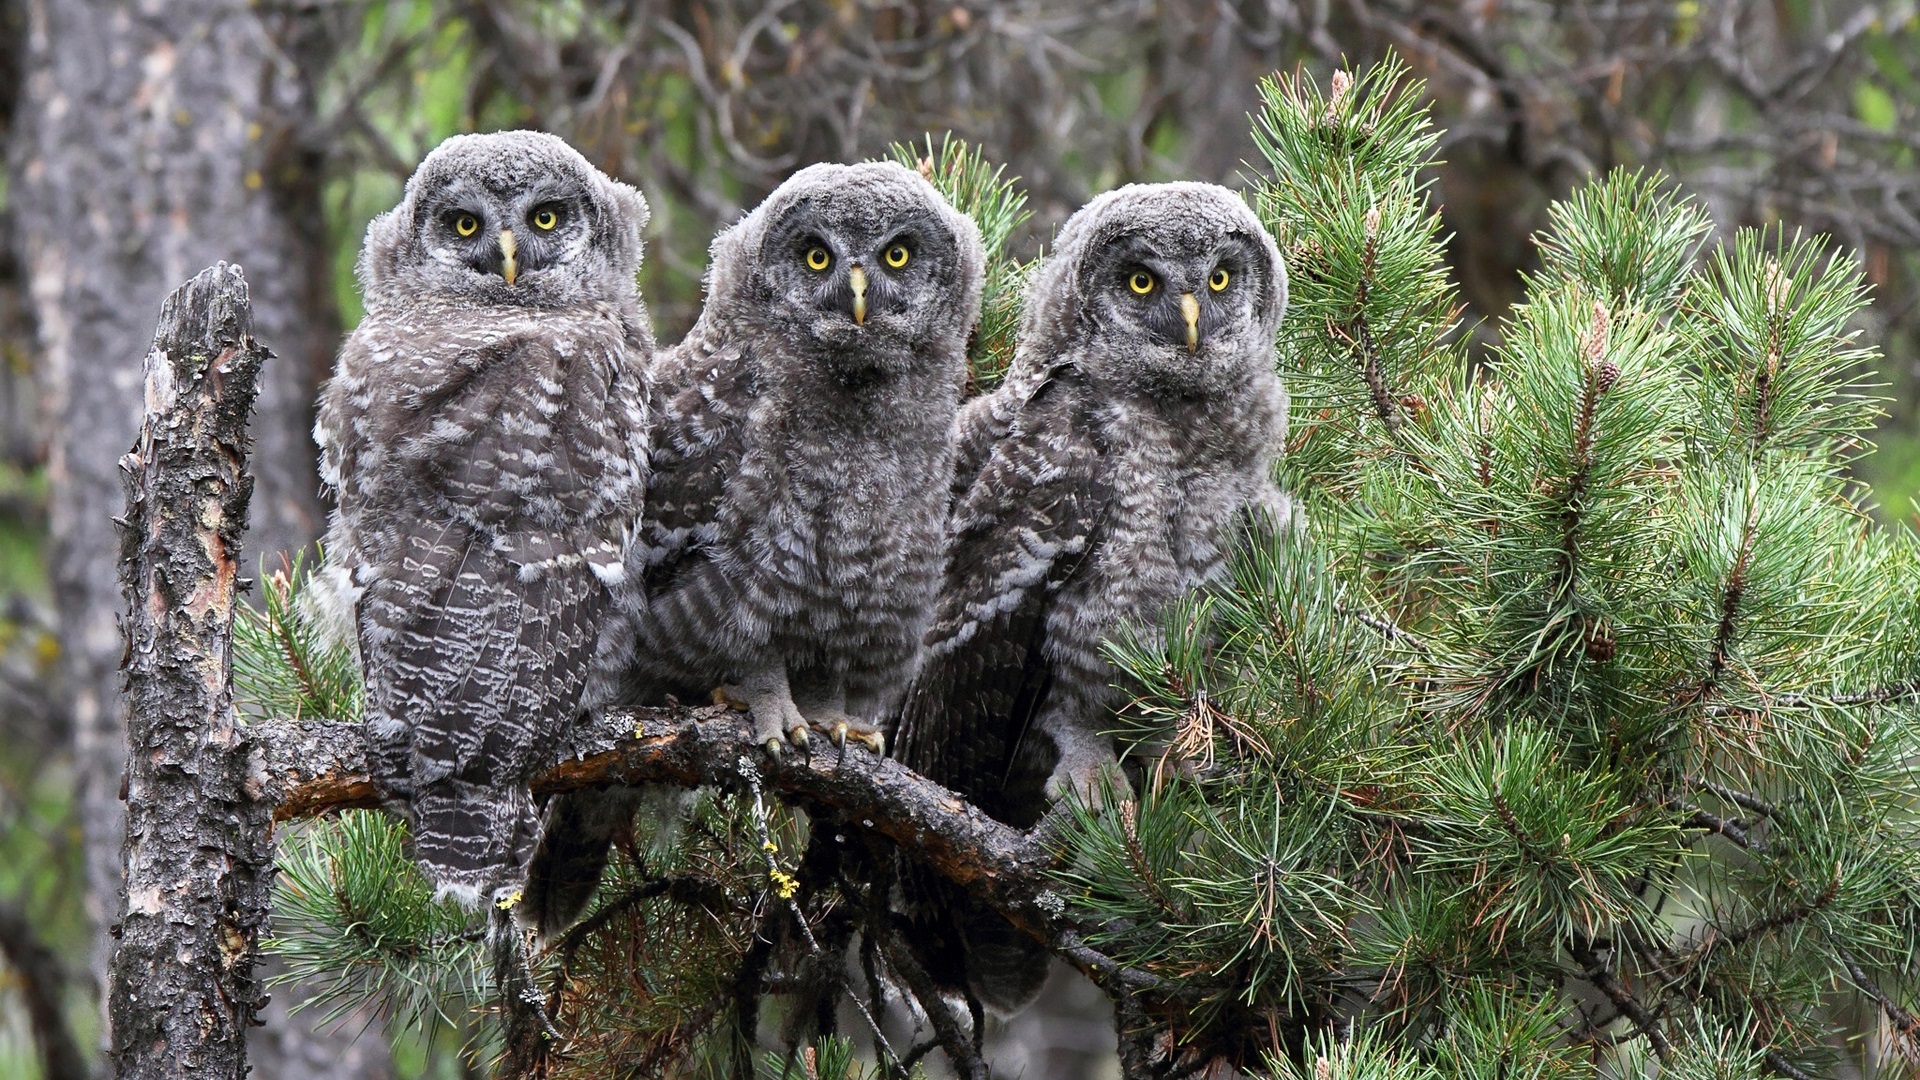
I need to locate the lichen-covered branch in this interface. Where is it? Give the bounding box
[254,705,1070,948]
[111,263,273,1080]
[252,703,1213,1068]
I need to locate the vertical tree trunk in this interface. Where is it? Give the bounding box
[112,262,270,1080]
[4,2,385,1073]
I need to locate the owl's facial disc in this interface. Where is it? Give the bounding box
[764,197,954,354]
[1106,231,1262,359]
[428,181,592,294]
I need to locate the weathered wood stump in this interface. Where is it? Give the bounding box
[112,263,272,1080]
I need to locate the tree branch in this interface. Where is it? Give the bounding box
[1570,941,1672,1062]
[248,704,1171,1001]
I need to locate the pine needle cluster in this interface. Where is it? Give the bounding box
[1070,53,1920,1077]
[886,133,1033,390]
[233,549,360,723]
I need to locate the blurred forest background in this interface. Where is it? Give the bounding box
[0,1,1916,1077]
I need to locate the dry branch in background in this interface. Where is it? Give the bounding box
[0,898,87,1080]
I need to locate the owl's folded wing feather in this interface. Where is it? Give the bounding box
[628,338,755,594]
[361,333,635,905]
[894,371,1108,826]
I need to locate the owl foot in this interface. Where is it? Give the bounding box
[807,711,886,757]
[715,680,811,756]
[1044,755,1130,811]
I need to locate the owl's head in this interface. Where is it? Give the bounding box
[1021,182,1287,395]
[703,161,985,377]
[358,131,650,312]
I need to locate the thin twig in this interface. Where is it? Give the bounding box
[1570,941,1672,1062]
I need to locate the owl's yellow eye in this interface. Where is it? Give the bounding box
[454,214,480,238]
[532,207,559,231]
[806,246,832,272]
[884,244,911,269]
[1210,267,1231,291]
[1128,271,1156,296]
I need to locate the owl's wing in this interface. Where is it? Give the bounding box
[894,369,1108,826]
[629,337,754,594]
[362,333,633,904]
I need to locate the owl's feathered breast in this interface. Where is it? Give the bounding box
[618,323,957,689]
[324,300,646,535]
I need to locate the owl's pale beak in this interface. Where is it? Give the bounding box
[1180,292,1200,353]
[498,229,518,286]
[848,264,868,325]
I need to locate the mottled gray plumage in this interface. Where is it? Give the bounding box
[893,182,1291,1011]
[313,131,653,908]
[524,160,985,935]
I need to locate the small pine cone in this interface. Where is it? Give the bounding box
[1593,359,1621,395]
[1583,616,1617,662]
[1399,392,1429,424]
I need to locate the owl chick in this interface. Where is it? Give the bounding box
[314,131,653,909]
[892,182,1291,1011]
[521,161,985,935]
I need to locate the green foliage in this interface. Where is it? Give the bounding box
[1062,49,1920,1075]
[538,788,785,1078]
[1250,56,1458,497]
[233,549,362,723]
[886,133,1033,390]
[758,1035,922,1080]
[268,811,491,1039]
[1530,168,1711,311]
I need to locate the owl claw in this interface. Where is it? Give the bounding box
[720,676,810,757]
[809,714,885,756]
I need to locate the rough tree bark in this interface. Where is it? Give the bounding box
[112,263,272,1080]
[7,2,383,1074]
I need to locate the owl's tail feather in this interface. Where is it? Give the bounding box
[523,787,643,939]
[901,868,1051,1016]
[957,897,1051,1015]
[409,784,538,911]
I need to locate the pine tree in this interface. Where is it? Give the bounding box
[1076,55,1920,1077]
[242,57,1920,1079]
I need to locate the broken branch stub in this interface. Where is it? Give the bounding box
[112,262,272,1080]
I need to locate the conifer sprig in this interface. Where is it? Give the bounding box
[1250,56,1457,496]
[267,811,491,1037]
[887,133,1033,389]
[233,549,361,723]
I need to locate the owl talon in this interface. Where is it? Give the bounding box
[808,714,884,756]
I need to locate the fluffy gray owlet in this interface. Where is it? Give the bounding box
[521,161,985,935]
[313,131,653,909]
[892,182,1291,1011]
